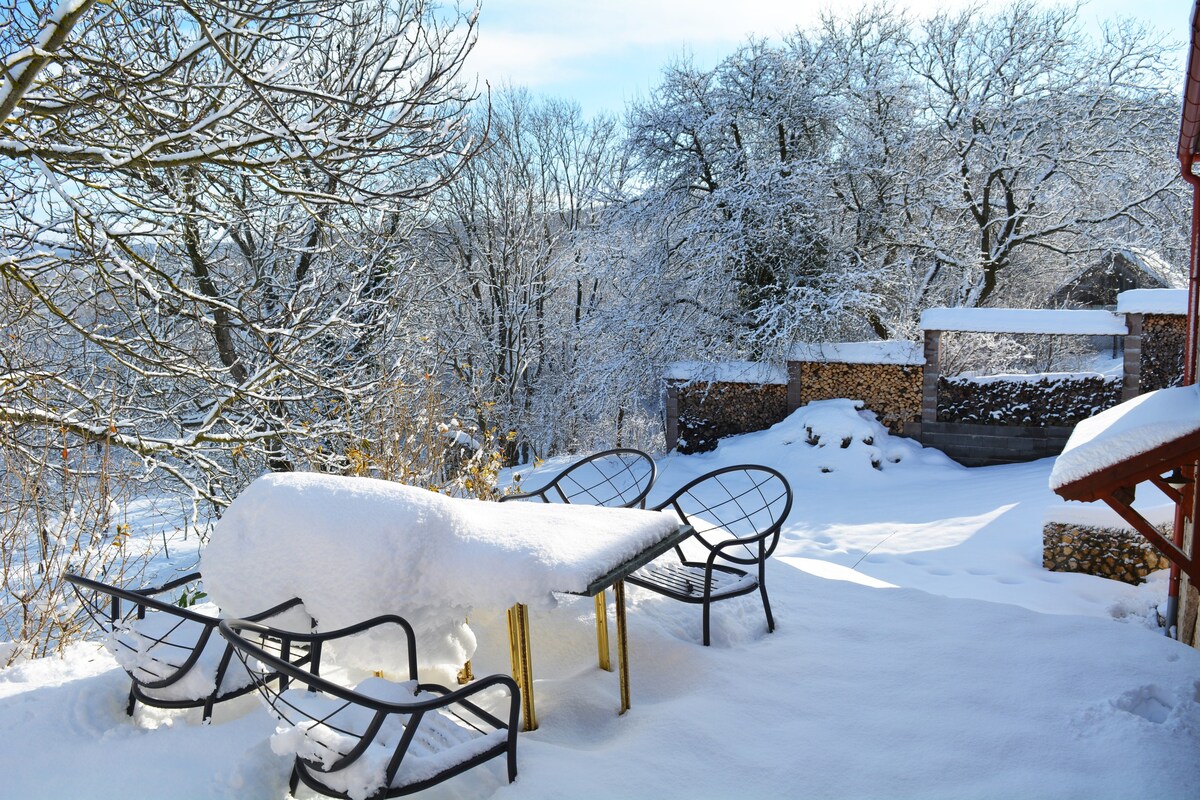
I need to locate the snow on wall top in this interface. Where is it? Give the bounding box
[1115,288,1189,315]
[1049,383,1200,491]
[664,360,787,385]
[920,307,1127,335]
[789,341,924,366]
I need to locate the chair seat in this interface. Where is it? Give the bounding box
[220,614,519,800]
[108,602,250,701]
[627,561,758,602]
[274,677,507,796]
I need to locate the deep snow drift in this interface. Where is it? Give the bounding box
[3,400,1199,799]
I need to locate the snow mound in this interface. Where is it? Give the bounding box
[714,399,957,476]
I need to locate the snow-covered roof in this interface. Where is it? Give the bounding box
[1120,247,1187,290]
[1049,384,1200,491]
[664,360,787,385]
[789,341,924,366]
[1115,288,1189,315]
[920,307,1127,335]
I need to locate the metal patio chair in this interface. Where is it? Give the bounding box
[65,571,307,722]
[219,615,520,800]
[624,465,793,645]
[500,447,657,509]
[495,447,658,686]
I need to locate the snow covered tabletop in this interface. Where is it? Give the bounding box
[201,473,681,662]
[1049,384,1200,491]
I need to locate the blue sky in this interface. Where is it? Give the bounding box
[464,0,1193,118]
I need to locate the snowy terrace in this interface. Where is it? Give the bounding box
[3,400,1200,799]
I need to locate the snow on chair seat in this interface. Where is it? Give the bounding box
[220,614,519,800]
[65,572,307,721]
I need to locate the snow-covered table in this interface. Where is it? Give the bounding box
[202,472,691,731]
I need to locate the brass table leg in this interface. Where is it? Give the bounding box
[595,590,612,671]
[614,580,630,715]
[507,603,538,731]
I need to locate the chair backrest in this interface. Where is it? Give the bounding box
[502,448,656,508]
[654,465,793,565]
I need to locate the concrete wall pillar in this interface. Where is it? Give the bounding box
[664,382,680,451]
[1122,312,1143,402]
[922,330,941,426]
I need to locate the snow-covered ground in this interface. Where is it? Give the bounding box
[3,400,1199,799]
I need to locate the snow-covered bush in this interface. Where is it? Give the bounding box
[0,435,167,666]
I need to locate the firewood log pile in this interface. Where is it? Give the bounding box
[795,362,922,434]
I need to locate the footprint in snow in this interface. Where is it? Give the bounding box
[1113,685,1173,724]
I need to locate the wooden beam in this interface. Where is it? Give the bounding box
[1099,496,1199,585]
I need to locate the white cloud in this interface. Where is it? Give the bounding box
[466,0,1187,104]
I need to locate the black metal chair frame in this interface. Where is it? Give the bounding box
[500,447,657,509]
[624,465,793,646]
[65,571,306,721]
[220,615,520,800]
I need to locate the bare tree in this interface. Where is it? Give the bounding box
[420,88,627,456]
[904,0,1178,308]
[1,0,481,508]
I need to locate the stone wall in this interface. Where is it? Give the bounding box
[1140,313,1187,392]
[919,422,1075,467]
[1043,521,1171,585]
[937,375,1121,427]
[789,362,922,434]
[669,381,788,454]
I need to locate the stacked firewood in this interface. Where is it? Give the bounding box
[795,363,922,433]
[675,382,787,454]
[937,375,1119,426]
[1141,314,1186,392]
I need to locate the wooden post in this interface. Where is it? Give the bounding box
[786,359,804,413]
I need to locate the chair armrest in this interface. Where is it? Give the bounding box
[497,489,548,503]
[65,572,216,627]
[705,527,782,566]
[412,673,520,713]
[224,615,420,684]
[243,596,307,622]
[130,571,204,598]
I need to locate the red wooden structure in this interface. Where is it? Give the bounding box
[1053,3,1200,639]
